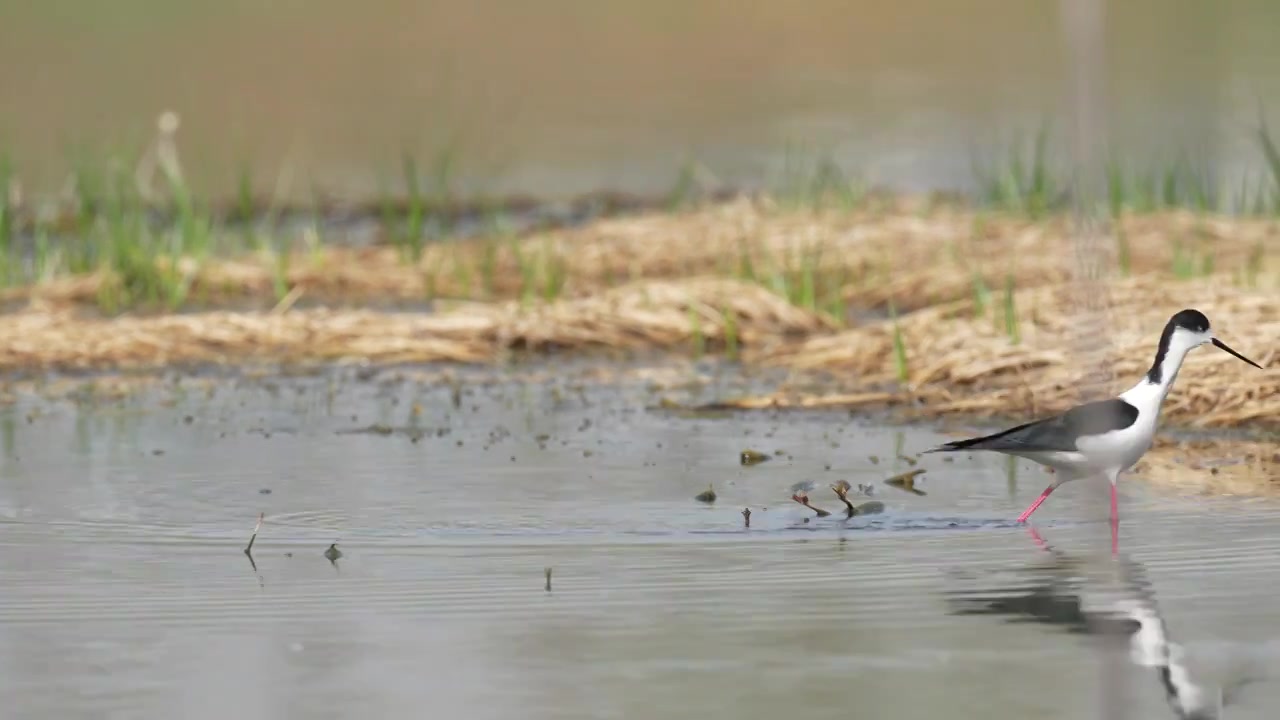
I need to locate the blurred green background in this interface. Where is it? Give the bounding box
[1,0,1275,201]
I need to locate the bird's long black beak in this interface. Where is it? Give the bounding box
[1212,337,1263,369]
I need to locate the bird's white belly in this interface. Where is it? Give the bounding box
[1011,424,1155,478]
[1074,424,1155,473]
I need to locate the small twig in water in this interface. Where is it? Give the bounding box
[245,512,264,555]
[545,567,553,592]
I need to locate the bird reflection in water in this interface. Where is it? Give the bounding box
[943,529,1261,720]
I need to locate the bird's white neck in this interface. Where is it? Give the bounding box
[1120,332,1199,415]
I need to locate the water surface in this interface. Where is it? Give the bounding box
[1,368,1278,719]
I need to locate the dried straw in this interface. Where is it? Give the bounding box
[0,278,830,372]
[740,275,1280,430]
[9,198,1276,311]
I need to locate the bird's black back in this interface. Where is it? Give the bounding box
[926,398,1140,454]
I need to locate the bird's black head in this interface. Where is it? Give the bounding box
[1168,309,1210,333]
[1147,308,1261,383]
[1148,309,1212,383]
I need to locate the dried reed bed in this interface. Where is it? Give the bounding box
[0,278,830,371]
[11,197,1277,310]
[727,275,1280,430]
[553,198,1275,310]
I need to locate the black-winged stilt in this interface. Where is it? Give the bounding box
[924,309,1263,530]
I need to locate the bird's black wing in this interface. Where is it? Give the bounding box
[924,398,1139,454]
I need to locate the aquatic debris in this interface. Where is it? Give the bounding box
[244,512,263,556]
[324,543,343,562]
[831,480,884,517]
[545,567,553,592]
[829,479,875,498]
[668,398,775,414]
[695,484,717,503]
[789,480,830,517]
[258,488,272,495]
[336,423,395,436]
[830,480,857,517]
[740,449,770,466]
[884,468,928,496]
[741,507,751,527]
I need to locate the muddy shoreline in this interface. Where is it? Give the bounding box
[0,356,1274,503]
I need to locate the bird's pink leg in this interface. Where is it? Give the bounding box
[1016,482,1059,524]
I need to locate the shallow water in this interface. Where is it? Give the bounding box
[1,368,1279,719]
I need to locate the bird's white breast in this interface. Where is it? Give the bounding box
[1075,419,1156,473]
